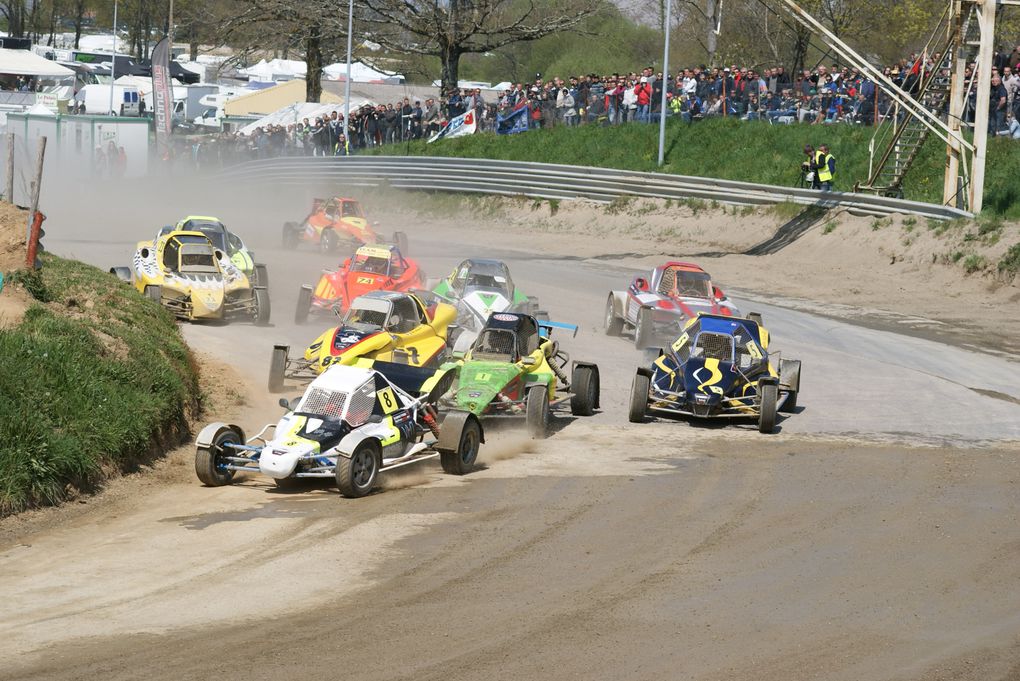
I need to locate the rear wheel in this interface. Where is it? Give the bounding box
[570,365,598,416]
[320,228,339,254]
[268,346,288,393]
[605,296,624,336]
[295,286,312,325]
[634,308,652,349]
[440,416,481,475]
[143,284,161,303]
[253,288,271,326]
[254,264,270,290]
[336,440,380,498]
[629,373,650,423]
[392,231,409,254]
[747,312,764,327]
[282,223,299,250]
[195,427,240,486]
[758,382,778,433]
[525,386,549,439]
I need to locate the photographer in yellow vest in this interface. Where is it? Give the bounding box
[816,144,835,191]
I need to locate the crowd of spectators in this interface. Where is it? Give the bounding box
[178,44,1020,169]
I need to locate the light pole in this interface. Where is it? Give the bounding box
[657,0,672,166]
[108,0,119,115]
[343,0,354,145]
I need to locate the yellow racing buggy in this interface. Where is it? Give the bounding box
[111,228,270,324]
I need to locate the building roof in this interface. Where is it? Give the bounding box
[223,79,342,117]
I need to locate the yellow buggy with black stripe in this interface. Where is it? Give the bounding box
[195,360,482,498]
[628,313,801,433]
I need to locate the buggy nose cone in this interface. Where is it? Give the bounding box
[258,443,312,479]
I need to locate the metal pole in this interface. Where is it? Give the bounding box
[343,0,353,145]
[969,0,996,213]
[169,0,174,44]
[6,132,14,203]
[657,0,672,166]
[108,0,118,115]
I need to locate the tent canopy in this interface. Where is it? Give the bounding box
[0,48,74,78]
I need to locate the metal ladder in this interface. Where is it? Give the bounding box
[858,4,977,197]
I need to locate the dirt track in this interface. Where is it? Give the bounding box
[2,179,1019,680]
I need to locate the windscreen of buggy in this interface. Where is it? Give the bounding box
[690,332,734,362]
[342,298,392,330]
[341,202,363,218]
[471,328,518,362]
[659,268,712,298]
[177,242,219,274]
[182,221,227,250]
[352,251,391,276]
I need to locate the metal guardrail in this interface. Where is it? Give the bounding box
[218,156,972,222]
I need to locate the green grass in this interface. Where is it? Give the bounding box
[376,118,1020,218]
[999,242,1020,277]
[0,255,199,515]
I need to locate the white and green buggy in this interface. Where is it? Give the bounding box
[171,216,270,289]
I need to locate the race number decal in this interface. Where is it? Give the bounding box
[745,341,763,361]
[474,372,492,382]
[377,387,399,414]
[671,332,689,353]
[356,277,375,285]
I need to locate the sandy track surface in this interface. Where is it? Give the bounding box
[3,181,1019,680]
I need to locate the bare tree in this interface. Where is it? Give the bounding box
[359,0,600,95]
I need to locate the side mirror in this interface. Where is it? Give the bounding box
[278,397,292,410]
[634,277,649,292]
[341,258,351,269]
[713,286,725,301]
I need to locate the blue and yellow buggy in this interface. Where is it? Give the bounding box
[628,313,801,433]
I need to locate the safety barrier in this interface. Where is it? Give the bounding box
[218,156,972,222]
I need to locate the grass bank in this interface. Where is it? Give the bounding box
[373,118,1020,218]
[0,251,199,515]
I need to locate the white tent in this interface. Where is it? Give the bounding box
[78,34,128,53]
[323,60,402,83]
[239,97,375,135]
[0,49,74,78]
[24,103,55,116]
[239,58,306,83]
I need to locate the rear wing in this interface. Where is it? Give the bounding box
[355,358,457,402]
[538,320,578,338]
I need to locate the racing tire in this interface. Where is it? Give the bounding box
[525,386,549,439]
[604,296,624,336]
[629,372,650,423]
[195,427,240,487]
[439,414,481,476]
[282,223,300,250]
[253,287,271,326]
[570,365,599,416]
[143,284,161,303]
[295,286,312,325]
[320,228,339,254]
[268,346,288,393]
[526,296,540,315]
[634,308,653,350]
[782,390,798,413]
[747,312,764,327]
[336,440,380,498]
[534,310,550,322]
[758,382,778,434]
[254,264,270,290]
[392,231,409,254]
[779,359,801,413]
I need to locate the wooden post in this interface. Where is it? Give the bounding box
[5,132,13,202]
[24,136,47,245]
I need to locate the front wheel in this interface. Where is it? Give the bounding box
[320,228,339,254]
[282,223,300,250]
[634,308,652,349]
[143,284,161,303]
[195,427,240,486]
[440,415,481,475]
[336,440,380,498]
[605,296,623,336]
[525,386,549,439]
[629,373,650,423]
[253,264,270,290]
[253,287,271,326]
[268,345,288,393]
[758,382,778,433]
[295,286,312,325]
[570,365,599,416]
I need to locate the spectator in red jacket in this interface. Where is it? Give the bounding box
[635,76,652,123]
